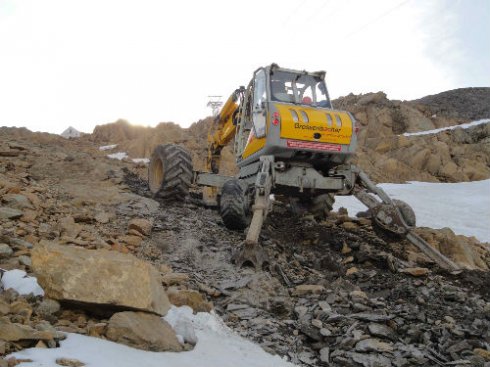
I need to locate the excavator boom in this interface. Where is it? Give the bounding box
[206,88,244,174]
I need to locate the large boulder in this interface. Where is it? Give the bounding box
[31,241,171,315]
[106,311,183,352]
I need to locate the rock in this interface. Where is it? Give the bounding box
[399,267,430,276]
[346,267,358,276]
[311,319,322,328]
[18,255,32,267]
[2,194,34,210]
[9,238,33,249]
[319,347,330,363]
[350,290,368,303]
[106,311,183,352]
[128,218,153,236]
[117,235,142,247]
[167,289,213,312]
[357,92,387,105]
[0,318,57,341]
[318,301,332,312]
[0,300,10,315]
[292,284,325,296]
[350,312,395,322]
[55,358,85,367]
[0,244,13,258]
[355,338,394,353]
[320,328,332,337]
[341,222,358,230]
[94,212,110,224]
[31,241,171,316]
[161,273,190,286]
[350,352,392,367]
[58,216,82,239]
[474,348,490,361]
[0,207,23,220]
[36,299,61,317]
[368,323,396,341]
[87,322,107,337]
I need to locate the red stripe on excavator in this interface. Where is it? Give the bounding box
[286,140,341,151]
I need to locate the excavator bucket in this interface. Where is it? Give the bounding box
[231,240,269,271]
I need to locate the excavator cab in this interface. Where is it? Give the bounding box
[235,64,358,171]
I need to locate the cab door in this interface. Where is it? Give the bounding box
[252,68,267,138]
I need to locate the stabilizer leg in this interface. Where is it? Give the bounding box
[353,167,459,271]
[231,157,273,271]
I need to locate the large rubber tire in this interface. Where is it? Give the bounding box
[220,179,250,230]
[148,144,193,200]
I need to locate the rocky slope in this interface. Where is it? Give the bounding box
[0,126,489,366]
[88,87,490,183]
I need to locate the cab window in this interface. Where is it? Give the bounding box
[252,69,267,137]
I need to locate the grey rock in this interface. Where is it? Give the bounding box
[3,194,34,210]
[9,238,33,249]
[0,207,23,220]
[368,323,396,341]
[356,338,394,353]
[320,327,332,336]
[18,255,32,267]
[318,301,332,312]
[319,347,330,363]
[0,243,13,258]
[294,306,308,318]
[351,352,393,367]
[350,312,395,322]
[36,299,61,317]
[311,319,322,328]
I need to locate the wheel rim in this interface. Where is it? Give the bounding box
[149,157,164,194]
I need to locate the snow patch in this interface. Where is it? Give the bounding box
[60,127,81,139]
[99,144,118,151]
[11,306,295,367]
[132,158,150,164]
[1,269,44,296]
[334,179,490,242]
[107,152,128,160]
[403,118,490,137]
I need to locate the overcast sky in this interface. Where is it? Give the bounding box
[0,0,489,134]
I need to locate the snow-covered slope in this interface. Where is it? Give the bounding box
[12,306,295,367]
[334,179,490,242]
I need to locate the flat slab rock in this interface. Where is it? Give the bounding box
[31,241,171,316]
[106,311,183,352]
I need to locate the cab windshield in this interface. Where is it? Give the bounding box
[270,70,332,108]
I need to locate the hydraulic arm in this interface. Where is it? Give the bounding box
[206,88,244,174]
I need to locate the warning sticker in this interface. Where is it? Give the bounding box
[286,140,342,152]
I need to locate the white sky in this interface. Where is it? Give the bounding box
[0,0,489,134]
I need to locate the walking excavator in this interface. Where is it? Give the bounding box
[148,64,458,271]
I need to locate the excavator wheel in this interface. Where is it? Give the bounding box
[148,144,193,200]
[220,179,251,230]
[393,199,416,227]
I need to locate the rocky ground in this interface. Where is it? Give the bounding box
[1,126,489,367]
